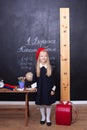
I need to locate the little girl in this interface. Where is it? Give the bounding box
[31,48,56,126]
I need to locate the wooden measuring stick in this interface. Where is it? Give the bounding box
[60,8,70,101]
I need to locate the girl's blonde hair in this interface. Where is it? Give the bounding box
[36,50,52,77]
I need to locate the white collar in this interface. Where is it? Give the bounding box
[40,63,47,69]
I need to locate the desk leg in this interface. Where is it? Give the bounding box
[25,93,29,126]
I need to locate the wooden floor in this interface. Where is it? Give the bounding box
[0,104,87,130]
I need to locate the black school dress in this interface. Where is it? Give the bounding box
[34,66,56,105]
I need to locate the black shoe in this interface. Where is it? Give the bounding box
[47,122,52,126]
[40,120,45,125]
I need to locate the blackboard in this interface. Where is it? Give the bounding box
[0,0,60,101]
[0,0,87,101]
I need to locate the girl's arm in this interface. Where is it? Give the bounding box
[50,85,56,95]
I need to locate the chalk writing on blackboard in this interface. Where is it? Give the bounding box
[17,36,56,71]
[17,36,56,53]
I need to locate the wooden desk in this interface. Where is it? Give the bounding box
[0,88,36,126]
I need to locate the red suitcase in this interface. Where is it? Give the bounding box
[55,101,72,125]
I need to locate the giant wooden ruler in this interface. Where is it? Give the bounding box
[60,8,70,101]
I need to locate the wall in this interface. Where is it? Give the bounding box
[0,0,87,101]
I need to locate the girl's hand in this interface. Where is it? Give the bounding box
[23,77,26,80]
[33,87,37,92]
[50,91,55,95]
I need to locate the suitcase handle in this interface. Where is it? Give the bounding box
[71,102,79,123]
[60,101,72,105]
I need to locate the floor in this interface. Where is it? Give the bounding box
[0,104,87,130]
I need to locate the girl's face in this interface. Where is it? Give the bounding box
[39,51,48,64]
